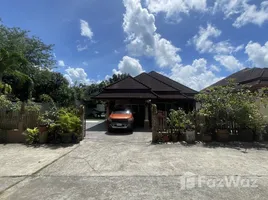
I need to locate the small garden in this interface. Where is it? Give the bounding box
[152,81,268,144]
[0,92,84,145]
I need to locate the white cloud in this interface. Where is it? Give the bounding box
[113,56,144,76]
[58,60,65,67]
[169,58,223,91]
[214,55,244,72]
[214,0,268,28]
[123,0,181,68]
[64,67,94,85]
[145,0,207,22]
[82,62,88,66]
[191,24,243,54]
[210,65,221,72]
[191,24,221,53]
[80,19,93,40]
[114,50,119,54]
[105,75,112,80]
[77,44,88,52]
[245,41,268,68]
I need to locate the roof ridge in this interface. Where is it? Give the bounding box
[103,75,131,90]
[147,71,181,91]
[131,74,159,98]
[136,72,178,91]
[149,71,198,93]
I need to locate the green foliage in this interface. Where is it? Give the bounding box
[0,48,28,81]
[38,107,58,126]
[167,109,187,130]
[3,70,33,101]
[196,80,266,132]
[47,108,82,143]
[24,127,39,144]
[0,82,12,94]
[56,109,82,134]
[0,95,20,111]
[25,101,41,112]
[167,109,195,131]
[39,94,56,108]
[0,22,55,69]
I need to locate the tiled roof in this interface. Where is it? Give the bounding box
[148,71,198,94]
[105,76,150,90]
[135,73,177,91]
[94,71,198,100]
[208,68,268,88]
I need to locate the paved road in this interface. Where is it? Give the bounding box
[1,120,268,199]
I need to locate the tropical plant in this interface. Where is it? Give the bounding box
[0,95,20,111]
[167,108,187,131]
[0,48,28,81]
[47,108,82,143]
[24,127,39,144]
[0,82,12,94]
[195,80,266,133]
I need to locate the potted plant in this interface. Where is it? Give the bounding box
[38,115,49,132]
[167,109,187,143]
[24,127,39,144]
[171,129,179,142]
[185,112,196,143]
[38,111,55,143]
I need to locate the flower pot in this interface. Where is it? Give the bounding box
[185,130,195,143]
[39,131,48,144]
[179,133,185,141]
[229,134,238,142]
[196,133,202,141]
[171,133,179,142]
[238,129,254,142]
[202,134,212,142]
[216,129,229,142]
[263,134,268,141]
[38,125,48,133]
[61,133,72,143]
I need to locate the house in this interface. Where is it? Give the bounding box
[208,68,268,89]
[93,71,198,128]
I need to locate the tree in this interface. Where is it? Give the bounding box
[0,21,56,69]
[3,69,33,101]
[195,81,266,132]
[0,48,28,81]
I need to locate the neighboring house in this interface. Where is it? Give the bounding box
[208,68,268,89]
[206,67,268,121]
[93,71,198,128]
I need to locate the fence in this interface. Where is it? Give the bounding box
[0,110,39,130]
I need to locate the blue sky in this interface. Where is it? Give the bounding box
[1,0,268,90]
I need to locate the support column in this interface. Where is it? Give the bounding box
[144,102,150,129]
[106,101,110,119]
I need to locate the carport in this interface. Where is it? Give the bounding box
[93,71,198,129]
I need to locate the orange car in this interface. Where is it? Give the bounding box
[107,107,134,132]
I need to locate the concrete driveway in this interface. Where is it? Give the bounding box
[1,120,268,199]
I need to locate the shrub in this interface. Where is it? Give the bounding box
[195,80,266,133]
[47,108,82,143]
[24,127,39,144]
[167,108,187,130]
[0,95,20,111]
[25,101,41,112]
[0,82,12,94]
